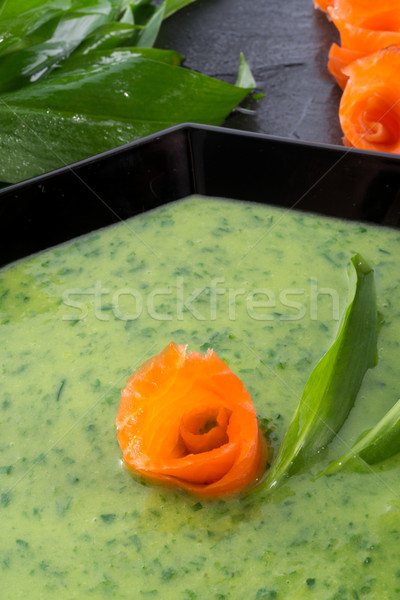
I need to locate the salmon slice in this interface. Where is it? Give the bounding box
[332,20,400,52]
[313,0,334,13]
[339,45,400,152]
[328,0,400,31]
[325,2,400,88]
[116,342,268,497]
[328,43,362,89]
[328,29,400,89]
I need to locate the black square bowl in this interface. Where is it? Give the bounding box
[1,123,400,267]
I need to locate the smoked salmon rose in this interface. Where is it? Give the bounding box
[327,0,400,89]
[116,342,267,497]
[339,45,400,152]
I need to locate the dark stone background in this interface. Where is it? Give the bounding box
[157,0,343,145]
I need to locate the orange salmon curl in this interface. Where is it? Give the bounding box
[116,342,269,498]
[339,46,400,152]
[315,0,400,90]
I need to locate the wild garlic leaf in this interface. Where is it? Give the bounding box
[0,1,119,92]
[71,22,142,56]
[134,1,165,48]
[0,50,253,182]
[0,1,73,58]
[0,0,257,184]
[164,0,199,19]
[262,254,378,491]
[321,398,400,474]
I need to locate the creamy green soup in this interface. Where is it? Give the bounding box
[1,197,400,599]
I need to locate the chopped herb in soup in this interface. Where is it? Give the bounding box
[1,196,400,599]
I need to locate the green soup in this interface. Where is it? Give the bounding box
[1,196,400,599]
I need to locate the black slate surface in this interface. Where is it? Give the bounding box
[157,0,343,145]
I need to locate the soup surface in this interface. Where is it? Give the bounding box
[1,196,400,599]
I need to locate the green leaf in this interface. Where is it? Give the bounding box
[71,22,142,56]
[0,1,119,92]
[0,0,257,184]
[262,254,378,491]
[135,1,165,48]
[129,0,157,26]
[0,2,70,58]
[235,53,256,90]
[321,398,400,474]
[0,1,122,58]
[163,0,198,19]
[0,48,253,182]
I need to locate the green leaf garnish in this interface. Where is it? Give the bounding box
[262,254,378,490]
[135,1,165,48]
[321,397,400,474]
[164,0,199,19]
[235,53,256,90]
[0,1,119,93]
[71,22,142,57]
[0,0,256,184]
[0,47,253,183]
